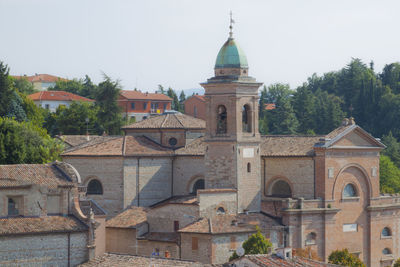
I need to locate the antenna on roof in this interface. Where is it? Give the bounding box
[229,11,235,39]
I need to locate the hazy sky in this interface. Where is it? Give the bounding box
[1,0,399,93]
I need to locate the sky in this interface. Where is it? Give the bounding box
[0,0,399,93]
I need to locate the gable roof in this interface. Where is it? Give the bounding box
[122,113,205,130]
[0,216,87,236]
[119,90,172,101]
[28,91,94,102]
[62,135,172,157]
[322,124,385,149]
[12,74,67,83]
[0,163,75,189]
[106,206,147,228]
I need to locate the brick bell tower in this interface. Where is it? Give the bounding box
[200,20,263,212]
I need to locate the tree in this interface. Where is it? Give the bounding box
[95,76,123,135]
[393,258,400,267]
[266,83,298,134]
[229,227,273,261]
[328,248,365,267]
[0,62,14,116]
[379,155,400,194]
[295,247,322,261]
[382,132,400,167]
[179,90,186,112]
[0,117,63,164]
[292,85,316,134]
[50,75,97,99]
[12,76,37,95]
[6,90,27,122]
[167,87,181,112]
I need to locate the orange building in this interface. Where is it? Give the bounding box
[183,94,206,120]
[117,90,172,121]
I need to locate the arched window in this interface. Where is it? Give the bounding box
[382,248,392,255]
[247,163,251,173]
[192,179,205,194]
[87,179,103,195]
[305,232,316,245]
[343,184,357,198]
[270,180,292,198]
[382,227,391,237]
[217,207,225,215]
[216,105,227,134]
[242,104,251,133]
[169,137,177,146]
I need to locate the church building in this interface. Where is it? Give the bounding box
[62,25,400,266]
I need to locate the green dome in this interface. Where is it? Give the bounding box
[215,38,248,69]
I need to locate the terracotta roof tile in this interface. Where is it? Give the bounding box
[150,195,198,209]
[78,253,200,267]
[261,136,322,157]
[28,91,94,102]
[62,137,124,156]
[123,113,205,129]
[0,216,87,235]
[106,206,147,228]
[238,254,340,267]
[120,90,172,101]
[174,137,205,155]
[124,136,173,156]
[179,215,257,234]
[12,74,67,83]
[139,232,179,243]
[0,163,74,189]
[325,125,353,139]
[57,135,113,147]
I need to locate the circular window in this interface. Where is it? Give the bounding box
[169,137,177,146]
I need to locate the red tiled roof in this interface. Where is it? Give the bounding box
[28,91,94,102]
[235,254,340,267]
[122,113,205,130]
[0,216,87,235]
[120,90,172,101]
[62,136,173,157]
[264,103,276,110]
[106,206,147,228]
[78,253,198,267]
[184,94,206,103]
[260,136,322,157]
[12,74,67,83]
[0,163,75,189]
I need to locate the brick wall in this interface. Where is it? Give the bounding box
[180,233,212,263]
[173,156,204,195]
[147,204,198,232]
[106,228,138,254]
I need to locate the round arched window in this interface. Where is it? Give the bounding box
[87,179,103,195]
[343,184,357,198]
[192,179,205,194]
[382,248,392,255]
[217,207,225,214]
[169,137,177,146]
[270,180,292,198]
[382,227,391,237]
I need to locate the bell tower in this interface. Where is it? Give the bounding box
[201,19,263,212]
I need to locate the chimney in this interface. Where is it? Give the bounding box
[342,118,349,126]
[349,117,355,125]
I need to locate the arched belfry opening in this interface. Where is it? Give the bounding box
[242,104,251,132]
[216,105,227,134]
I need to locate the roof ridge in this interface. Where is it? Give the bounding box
[160,114,169,128]
[175,114,185,128]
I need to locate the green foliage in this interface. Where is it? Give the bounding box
[95,76,123,135]
[0,62,14,117]
[46,102,100,136]
[50,75,96,99]
[229,227,273,261]
[12,76,37,94]
[379,155,400,194]
[19,92,44,126]
[167,87,182,112]
[229,251,239,261]
[6,90,27,122]
[328,249,365,267]
[0,117,63,164]
[265,83,298,134]
[393,258,400,267]
[179,90,186,111]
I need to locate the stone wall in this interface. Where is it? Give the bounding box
[63,157,124,216]
[262,157,314,199]
[147,204,198,232]
[173,156,204,195]
[106,228,138,254]
[137,240,179,258]
[198,190,237,218]
[0,232,88,266]
[180,233,212,263]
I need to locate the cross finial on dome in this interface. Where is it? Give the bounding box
[229,11,235,39]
